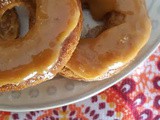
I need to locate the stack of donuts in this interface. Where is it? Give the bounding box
[0,0,151,91]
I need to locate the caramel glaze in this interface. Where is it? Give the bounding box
[66,0,152,80]
[0,0,80,86]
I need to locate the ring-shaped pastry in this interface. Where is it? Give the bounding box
[61,0,152,81]
[0,0,82,91]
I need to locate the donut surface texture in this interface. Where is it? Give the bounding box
[0,0,82,91]
[61,0,152,81]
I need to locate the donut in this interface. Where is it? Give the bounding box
[60,0,152,81]
[0,8,19,40]
[0,0,82,91]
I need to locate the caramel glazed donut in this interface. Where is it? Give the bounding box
[0,0,82,91]
[60,0,152,81]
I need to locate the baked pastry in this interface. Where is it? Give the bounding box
[0,0,82,91]
[60,0,152,81]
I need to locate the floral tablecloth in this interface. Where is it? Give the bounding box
[0,46,160,120]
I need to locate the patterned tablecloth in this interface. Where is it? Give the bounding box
[0,46,160,120]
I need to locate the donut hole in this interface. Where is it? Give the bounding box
[0,8,19,40]
[15,6,30,38]
[16,6,35,38]
[81,9,105,38]
[0,5,36,41]
[81,2,125,39]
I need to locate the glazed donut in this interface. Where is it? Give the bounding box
[0,0,82,91]
[61,0,152,81]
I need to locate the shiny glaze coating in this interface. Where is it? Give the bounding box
[0,0,81,86]
[65,0,151,80]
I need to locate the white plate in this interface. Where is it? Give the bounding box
[0,0,160,112]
